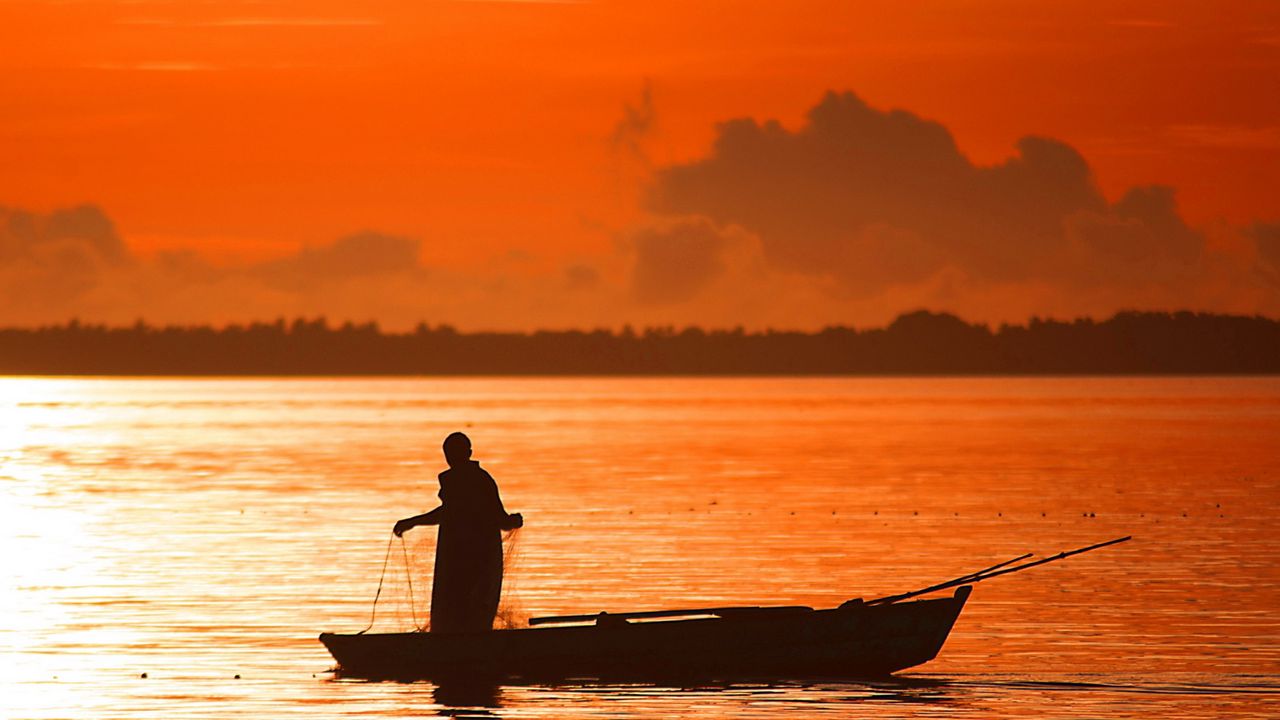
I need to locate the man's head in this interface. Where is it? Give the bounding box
[443,431,472,468]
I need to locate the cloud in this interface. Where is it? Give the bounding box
[635,90,1280,323]
[117,17,384,28]
[646,91,1211,293]
[611,81,656,159]
[1164,124,1280,150]
[564,263,600,290]
[0,204,629,330]
[1062,185,1204,288]
[1,204,128,264]
[1249,222,1280,286]
[89,62,221,72]
[255,231,423,291]
[0,204,133,317]
[630,217,740,305]
[1107,19,1177,29]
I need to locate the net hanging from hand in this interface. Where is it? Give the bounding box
[361,526,525,633]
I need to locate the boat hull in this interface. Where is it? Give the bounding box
[320,586,970,682]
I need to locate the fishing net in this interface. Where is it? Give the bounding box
[494,527,527,629]
[362,526,525,633]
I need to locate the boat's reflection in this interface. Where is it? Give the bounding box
[428,675,957,716]
[432,680,504,718]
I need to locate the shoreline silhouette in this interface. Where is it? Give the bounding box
[0,309,1276,375]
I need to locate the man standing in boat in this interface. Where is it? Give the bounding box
[394,432,523,633]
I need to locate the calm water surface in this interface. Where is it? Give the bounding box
[1,377,1277,718]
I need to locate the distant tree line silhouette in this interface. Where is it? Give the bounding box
[0,310,1276,375]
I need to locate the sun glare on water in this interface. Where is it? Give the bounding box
[0,379,132,719]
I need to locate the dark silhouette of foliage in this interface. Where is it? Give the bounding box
[0,310,1276,375]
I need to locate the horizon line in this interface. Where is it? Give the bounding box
[5,308,1278,336]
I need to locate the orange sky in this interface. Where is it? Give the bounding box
[1,1,1278,329]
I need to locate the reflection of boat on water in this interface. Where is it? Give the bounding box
[318,586,971,681]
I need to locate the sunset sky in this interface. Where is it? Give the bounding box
[2,0,1278,330]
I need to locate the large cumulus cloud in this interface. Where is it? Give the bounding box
[643,92,1202,290]
[631,90,1276,321]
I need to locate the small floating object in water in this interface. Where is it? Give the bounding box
[234,674,241,679]
[140,673,147,679]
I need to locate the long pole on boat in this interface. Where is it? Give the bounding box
[529,604,813,626]
[859,552,1031,607]
[955,551,1033,584]
[529,536,1131,626]
[865,535,1131,606]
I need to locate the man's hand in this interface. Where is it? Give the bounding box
[393,518,414,537]
[508,512,524,530]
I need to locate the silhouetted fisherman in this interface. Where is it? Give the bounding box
[394,432,523,633]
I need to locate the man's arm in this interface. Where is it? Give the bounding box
[393,506,442,536]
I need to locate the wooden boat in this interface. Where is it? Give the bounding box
[318,585,971,681]
[320,536,1129,682]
